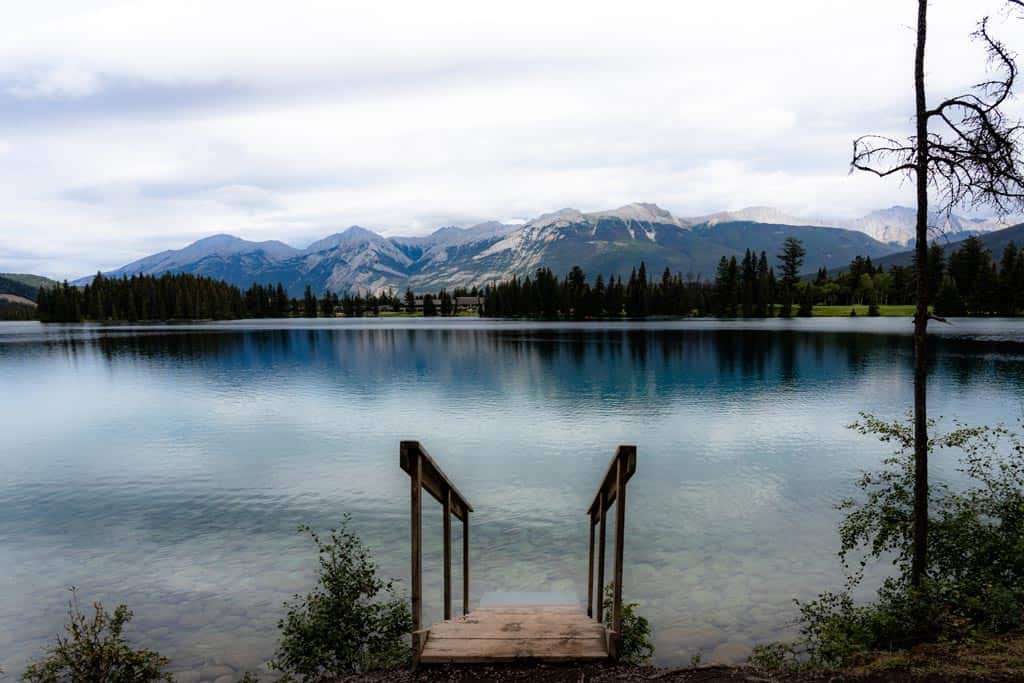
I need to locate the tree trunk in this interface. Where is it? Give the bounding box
[911,0,929,588]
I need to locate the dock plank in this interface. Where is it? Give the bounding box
[418,607,610,664]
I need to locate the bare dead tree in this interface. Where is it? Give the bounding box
[851,1,1024,587]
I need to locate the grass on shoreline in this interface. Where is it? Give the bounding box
[369,305,920,319]
[377,310,478,317]
[17,304,933,323]
[811,304,917,317]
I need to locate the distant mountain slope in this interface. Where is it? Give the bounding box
[846,222,1024,272]
[691,221,901,271]
[834,206,1009,246]
[77,204,902,295]
[0,293,35,307]
[687,206,823,228]
[77,234,301,284]
[0,273,58,301]
[682,205,1014,246]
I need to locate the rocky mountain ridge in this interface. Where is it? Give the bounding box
[77,203,1009,295]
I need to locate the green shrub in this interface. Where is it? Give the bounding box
[602,584,654,665]
[22,588,173,682]
[270,517,412,680]
[751,414,1024,671]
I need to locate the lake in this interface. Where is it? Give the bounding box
[2,317,1023,679]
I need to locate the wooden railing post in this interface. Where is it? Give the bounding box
[612,455,627,649]
[462,512,470,616]
[409,447,422,653]
[585,445,636,659]
[400,440,473,658]
[596,489,606,623]
[443,488,452,620]
[587,512,595,618]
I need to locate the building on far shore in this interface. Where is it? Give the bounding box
[455,296,483,312]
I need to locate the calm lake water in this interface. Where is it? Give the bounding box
[2,318,1023,678]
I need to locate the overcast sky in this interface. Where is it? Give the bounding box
[2,1,1024,278]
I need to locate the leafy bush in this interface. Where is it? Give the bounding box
[22,587,173,682]
[751,414,1024,671]
[602,584,654,665]
[270,517,412,680]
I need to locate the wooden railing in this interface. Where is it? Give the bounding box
[400,441,473,652]
[585,445,637,658]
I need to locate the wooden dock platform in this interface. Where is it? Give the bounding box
[400,441,637,665]
[418,606,609,664]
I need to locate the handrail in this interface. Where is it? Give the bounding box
[585,445,637,660]
[400,441,472,654]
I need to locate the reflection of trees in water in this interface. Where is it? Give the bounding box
[96,330,249,361]
[936,337,1024,390]
[44,325,1024,405]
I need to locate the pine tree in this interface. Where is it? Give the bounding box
[741,249,756,317]
[755,251,770,317]
[999,242,1022,315]
[303,286,318,318]
[777,237,806,317]
[422,293,437,317]
[933,275,965,316]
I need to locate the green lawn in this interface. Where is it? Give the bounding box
[812,304,917,317]
[345,306,920,319]
[375,310,480,317]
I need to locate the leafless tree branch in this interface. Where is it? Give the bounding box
[854,13,1024,229]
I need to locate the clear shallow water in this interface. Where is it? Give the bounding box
[1,318,1023,678]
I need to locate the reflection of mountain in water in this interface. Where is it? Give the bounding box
[56,325,1024,407]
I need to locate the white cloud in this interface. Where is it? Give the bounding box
[0,0,1022,277]
[7,64,101,99]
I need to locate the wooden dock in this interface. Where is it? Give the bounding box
[418,606,609,663]
[400,441,637,665]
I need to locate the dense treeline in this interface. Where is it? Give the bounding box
[481,238,804,318]
[931,236,1024,316]
[35,272,483,322]
[483,235,1024,318]
[805,235,1024,316]
[482,259,784,319]
[0,300,36,320]
[37,273,250,322]
[31,235,1024,322]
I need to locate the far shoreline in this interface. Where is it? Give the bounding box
[17,304,947,325]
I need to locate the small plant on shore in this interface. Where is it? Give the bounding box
[270,517,412,680]
[22,587,173,682]
[602,584,654,665]
[750,414,1024,671]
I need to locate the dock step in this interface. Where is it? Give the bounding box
[418,606,610,664]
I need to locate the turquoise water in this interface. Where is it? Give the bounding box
[1,318,1023,679]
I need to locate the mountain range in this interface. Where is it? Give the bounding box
[0,273,58,302]
[75,203,1015,296]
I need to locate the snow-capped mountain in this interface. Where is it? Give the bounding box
[591,202,694,228]
[687,206,826,228]
[84,202,1013,295]
[835,206,1012,245]
[685,205,1013,245]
